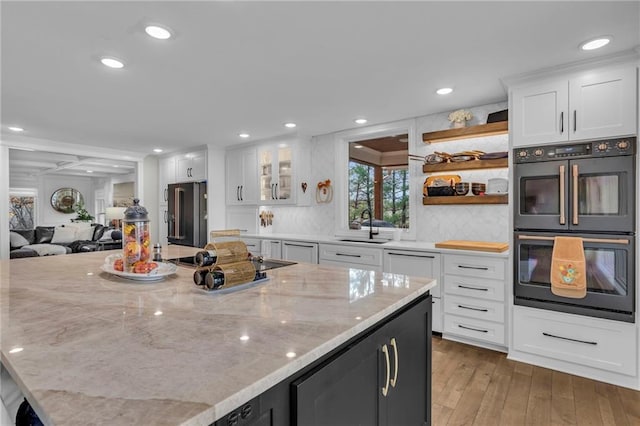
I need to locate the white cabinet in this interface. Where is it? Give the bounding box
[511,65,637,147]
[176,150,207,182]
[258,144,295,204]
[226,147,258,205]
[238,237,262,256]
[442,254,507,349]
[282,241,319,264]
[158,156,176,205]
[383,249,442,332]
[158,205,169,245]
[261,239,282,259]
[513,306,637,377]
[319,243,382,272]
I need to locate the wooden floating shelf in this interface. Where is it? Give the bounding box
[422,121,508,144]
[422,194,508,205]
[422,158,508,173]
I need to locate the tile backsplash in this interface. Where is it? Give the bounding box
[263,101,510,243]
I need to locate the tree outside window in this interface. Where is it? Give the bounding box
[9,193,36,230]
[349,161,409,228]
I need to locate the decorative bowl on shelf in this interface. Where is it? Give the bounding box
[471,182,486,195]
[454,182,469,195]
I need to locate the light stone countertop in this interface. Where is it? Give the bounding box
[0,248,436,426]
[237,232,510,258]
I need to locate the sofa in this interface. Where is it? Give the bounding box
[9,224,107,259]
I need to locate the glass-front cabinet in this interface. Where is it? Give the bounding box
[259,144,294,204]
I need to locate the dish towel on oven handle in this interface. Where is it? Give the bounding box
[550,236,587,299]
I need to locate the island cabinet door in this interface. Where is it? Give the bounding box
[291,295,431,426]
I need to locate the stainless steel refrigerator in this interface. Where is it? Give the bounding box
[168,182,207,247]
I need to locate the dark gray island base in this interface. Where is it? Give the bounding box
[215,295,432,426]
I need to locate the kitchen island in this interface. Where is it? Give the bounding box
[0,247,435,425]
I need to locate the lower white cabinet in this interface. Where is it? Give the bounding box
[261,239,282,259]
[442,253,507,349]
[383,249,442,332]
[238,238,262,256]
[319,243,382,271]
[512,306,637,377]
[282,241,318,264]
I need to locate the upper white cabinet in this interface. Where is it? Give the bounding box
[158,156,176,205]
[176,150,207,182]
[258,144,295,204]
[226,147,258,205]
[511,65,637,147]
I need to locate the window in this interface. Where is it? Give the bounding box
[9,189,37,230]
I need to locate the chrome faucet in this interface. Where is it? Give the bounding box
[361,208,379,240]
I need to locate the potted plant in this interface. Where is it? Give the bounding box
[448,109,473,128]
[73,201,94,222]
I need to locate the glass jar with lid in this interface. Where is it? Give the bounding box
[122,199,151,273]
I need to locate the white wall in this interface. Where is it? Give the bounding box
[260,100,509,243]
[39,176,96,226]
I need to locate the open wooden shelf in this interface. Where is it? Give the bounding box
[422,157,508,173]
[422,121,508,144]
[422,194,508,205]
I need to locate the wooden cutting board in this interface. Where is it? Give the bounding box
[435,240,509,253]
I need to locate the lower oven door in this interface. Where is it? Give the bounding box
[514,231,635,322]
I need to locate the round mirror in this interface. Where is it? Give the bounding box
[50,188,84,214]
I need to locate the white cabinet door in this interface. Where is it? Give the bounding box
[261,239,282,259]
[511,80,568,147]
[282,241,318,264]
[226,148,257,205]
[176,151,207,182]
[570,66,637,141]
[258,144,295,204]
[158,205,169,245]
[158,156,176,205]
[383,249,441,298]
[319,243,382,271]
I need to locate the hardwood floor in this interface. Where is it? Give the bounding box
[431,336,640,426]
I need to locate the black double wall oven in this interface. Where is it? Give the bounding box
[513,137,636,322]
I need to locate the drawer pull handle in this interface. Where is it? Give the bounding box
[458,265,489,271]
[388,252,435,259]
[285,243,315,248]
[458,304,488,313]
[336,253,361,258]
[458,324,488,333]
[458,285,488,292]
[542,332,597,346]
[389,338,398,388]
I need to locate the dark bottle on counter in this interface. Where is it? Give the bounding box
[193,269,208,286]
[205,270,225,290]
[194,250,217,267]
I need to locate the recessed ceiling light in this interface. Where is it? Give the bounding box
[100,57,124,69]
[239,133,250,138]
[286,352,297,358]
[8,126,24,132]
[354,118,368,125]
[86,170,93,173]
[284,122,296,128]
[580,36,611,51]
[113,165,119,168]
[153,148,163,153]
[436,87,453,95]
[354,144,364,149]
[145,25,172,40]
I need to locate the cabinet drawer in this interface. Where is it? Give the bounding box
[319,244,382,268]
[444,295,504,323]
[432,297,442,333]
[513,306,637,376]
[444,255,505,280]
[239,238,262,255]
[444,275,505,302]
[444,315,505,345]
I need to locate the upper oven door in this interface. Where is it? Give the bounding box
[569,156,635,233]
[514,156,635,233]
[514,160,569,231]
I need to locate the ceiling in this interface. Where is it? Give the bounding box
[2,1,639,162]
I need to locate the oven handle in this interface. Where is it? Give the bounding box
[517,235,630,245]
[559,165,566,225]
[572,164,579,225]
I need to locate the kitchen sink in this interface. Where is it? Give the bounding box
[337,239,389,244]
